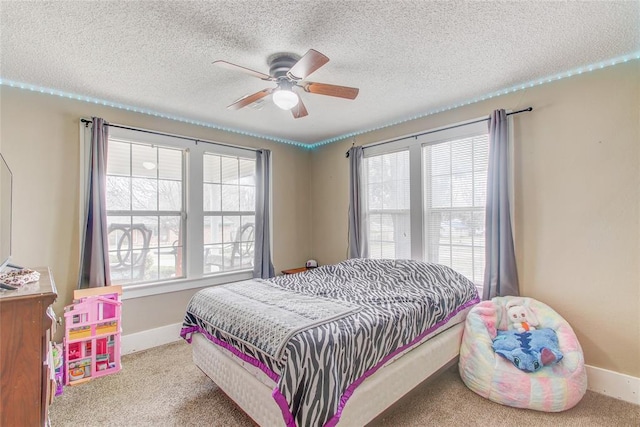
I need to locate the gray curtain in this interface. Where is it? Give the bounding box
[348,146,368,258]
[78,117,111,289]
[254,149,275,279]
[483,109,519,299]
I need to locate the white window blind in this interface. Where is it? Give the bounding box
[423,135,488,283]
[363,119,489,285]
[365,150,411,259]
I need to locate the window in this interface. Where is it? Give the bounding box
[366,151,410,259]
[364,120,489,284]
[106,140,185,284]
[83,125,258,296]
[203,154,256,274]
[423,135,488,283]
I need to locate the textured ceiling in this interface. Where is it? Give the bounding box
[1,1,638,145]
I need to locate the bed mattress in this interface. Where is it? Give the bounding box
[193,321,465,426]
[182,259,479,426]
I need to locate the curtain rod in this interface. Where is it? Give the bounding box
[345,107,533,157]
[80,118,257,153]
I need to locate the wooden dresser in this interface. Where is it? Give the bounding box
[0,267,57,427]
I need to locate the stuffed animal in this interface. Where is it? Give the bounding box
[492,328,563,372]
[506,300,538,333]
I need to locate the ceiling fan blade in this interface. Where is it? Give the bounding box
[288,49,329,80]
[302,82,359,100]
[291,98,308,119]
[213,60,273,81]
[227,88,273,110]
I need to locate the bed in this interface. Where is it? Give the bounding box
[181,259,480,426]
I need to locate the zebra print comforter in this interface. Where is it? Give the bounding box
[181,258,479,427]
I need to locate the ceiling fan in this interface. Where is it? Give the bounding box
[214,49,359,119]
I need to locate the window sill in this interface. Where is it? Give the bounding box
[120,270,253,300]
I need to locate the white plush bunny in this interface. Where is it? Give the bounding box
[506,299,539,333]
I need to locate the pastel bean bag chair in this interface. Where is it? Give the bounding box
[459,296,587,411]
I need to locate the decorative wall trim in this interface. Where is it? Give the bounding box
[2,52,638,148]
[586,364,639,405]
[121,322,183,355]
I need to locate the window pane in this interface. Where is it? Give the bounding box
[451,138,472,174]
[221,156,239,183]
[132,144,157,178]
[451,245,473,280]
[438,245,451,266]
[204,183,221,211]
[107,218,155,284]
[105,139,185,287]
[369,241,381,259]
[365,151,410,259]
[158,148,182,180]
[221,185,240,211]
[423,133,488,284]
[474,170,487,207]
[382,182,396,209]
[241,215,255,236]
[203,152,255,276]
[158,180,182,211]
[106,176,131,210]
[431,175,451,208]
[437,211,451,244]
[131,178,158,211]
[131,216,157,248]
[368,183,383,210]
[474,136,489,171]
[236,219,255,270]
[131,216,157,282]
[204,244,223,273]
[452,172,473,207]
[473,249,485,284]
[202,215,255,274]
[204,216,223,245]
[430,143,450,176]
[158,216,182,280]
[368,156,382,183]
[107,141,130,176]
[203,154,221,183]
[222,216,241,244]
[239,159,255,185]
[471,211,485,244]
[239,186,255,212]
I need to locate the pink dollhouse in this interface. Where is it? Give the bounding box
[63,286,122,385]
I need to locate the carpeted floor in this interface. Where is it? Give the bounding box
[50,340,639,426]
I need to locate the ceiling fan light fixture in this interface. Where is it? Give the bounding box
[272,88,299,110]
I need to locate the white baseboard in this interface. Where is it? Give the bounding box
[586,364,639,405]
[121,322,183,355]
[121,326,640,406]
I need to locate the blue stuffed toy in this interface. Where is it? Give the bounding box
[492,328,563,372]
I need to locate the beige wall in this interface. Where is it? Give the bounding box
[0,87,312,338]
[1,61,638,377]
[310,61,640,377]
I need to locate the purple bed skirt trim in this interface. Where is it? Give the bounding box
[181,295,480,427]
[180,325,280,383]
[324,296,480,427]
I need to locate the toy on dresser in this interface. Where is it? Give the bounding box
[63,286,122,385]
